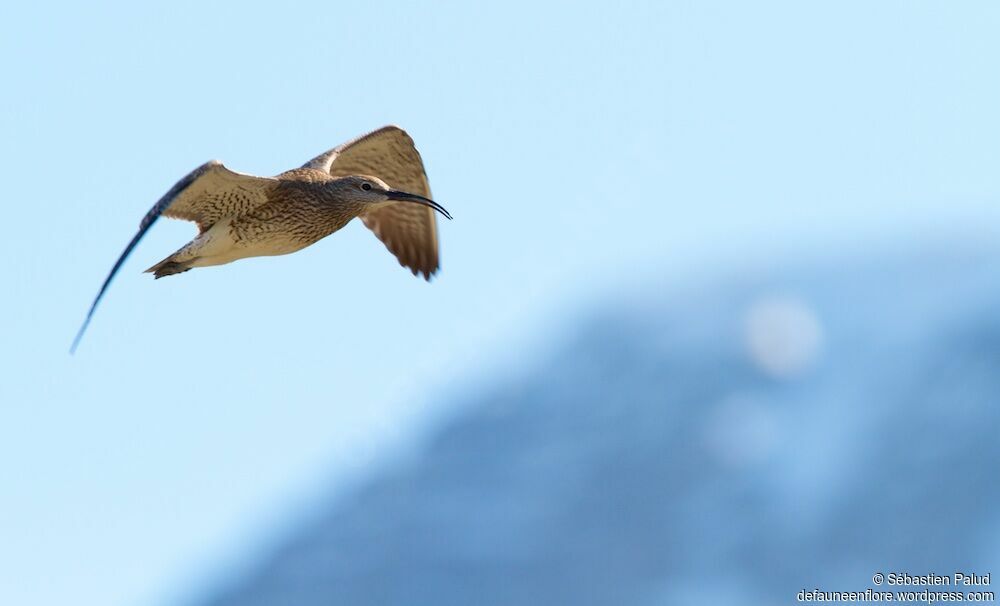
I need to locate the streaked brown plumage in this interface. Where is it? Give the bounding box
[71,125,451,353]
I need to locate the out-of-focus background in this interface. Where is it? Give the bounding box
[2,2,999,605]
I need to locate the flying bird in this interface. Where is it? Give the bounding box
[71,125,451,353]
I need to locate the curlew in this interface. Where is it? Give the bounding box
[71,125,451,352]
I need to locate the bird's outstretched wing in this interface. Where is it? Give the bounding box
[71,161,275,353]
[303,125,441,279]
[157,161,277,231]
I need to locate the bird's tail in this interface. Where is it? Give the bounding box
[145,255,195,279]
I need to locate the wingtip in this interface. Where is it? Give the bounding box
[405,262,437,282]
[69,320,89,355]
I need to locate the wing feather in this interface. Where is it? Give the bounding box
[71,161,274,352]
[161,161,275,230]
[304,126,441,279]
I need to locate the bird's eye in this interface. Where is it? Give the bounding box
[361,182,372,191]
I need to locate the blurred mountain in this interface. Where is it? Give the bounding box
[202,249,1000,605]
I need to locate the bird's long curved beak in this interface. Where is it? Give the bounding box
[387,190,452,220]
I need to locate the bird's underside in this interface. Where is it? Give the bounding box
[71,125,445,353]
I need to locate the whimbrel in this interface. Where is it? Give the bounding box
[71,125,451,352]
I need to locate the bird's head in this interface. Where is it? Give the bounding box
[330,175,452,220]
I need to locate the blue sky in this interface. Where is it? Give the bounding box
[2,2,999,606]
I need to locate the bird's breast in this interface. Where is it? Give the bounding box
[228,200,357,256]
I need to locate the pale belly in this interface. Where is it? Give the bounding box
[189,238,312,268]
[183,215,349,268]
